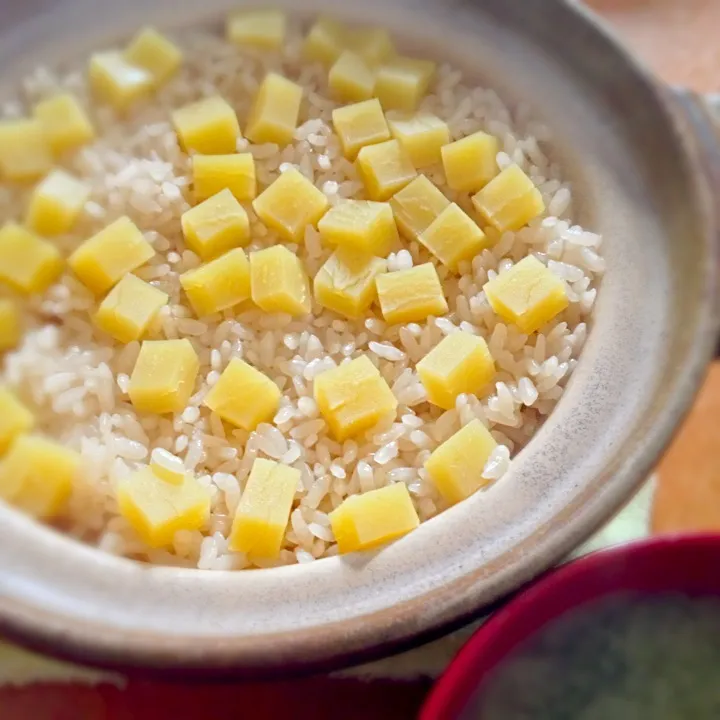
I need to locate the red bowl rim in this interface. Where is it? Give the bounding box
[421,532,720,720]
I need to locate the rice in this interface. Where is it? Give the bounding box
[0,18,604,570]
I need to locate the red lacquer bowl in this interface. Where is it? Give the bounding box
[421,533,720,720]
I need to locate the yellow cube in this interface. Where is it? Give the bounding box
[330,482,419,554]
[419,203,488,271]
[128,339,199,414]
[441,131,499,192]
[0,435,79,518]
[0,387,34,454]
[0,119,53,181]
[357,139,417,201]
[245,73,303,146]
[314,247,387,319]
[347,26,394,66]
[68,216,154,295]
[93,273,169,344]
[253,168,328,242]
[33,93,95,155]
[26,169,90,236]
[425,419,497,505]
[229,458,298,558]
[203,357,281,431]
[472,164,545,232]
[150,447,187,486]
[376,262,448,325]
[388,112,449,168]
[303,17,348,66]
[171,95,241,155]
[318,200,398,256]
[193,153,256,202]
[332,99,390,161]
[117,467,210,548]
[0,223,63,295]
[484,255,569,334]
[250,246,311,317]
[0,301,21,352]
[227,9,286,50]
[389,175,449,241]
[329,51,375,103]
[180,248,251,317]
[417,332,495,410]
[181,188,250,261]
[124,27,182,86]
[89,52,154,111]
[314,355,398,441]
[375,56,436,112]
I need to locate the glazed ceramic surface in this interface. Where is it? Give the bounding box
[0,0,717,674]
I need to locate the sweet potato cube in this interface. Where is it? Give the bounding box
[181,188,250,260]
[244,72,302,146]
[0,301,21,352]
[389,175,449,241]
[376,262,447,324]
[124,27,182,86]
[314,355,397,441]
[347,26,394,66]
[483,255,569,334]
[253,168,328,242]
[330,482,419,554]
[68,216,154,295]
[89,52,154,111]
[0,223,63,295]
[0,387,34,454]
[387,112,449,168]
[128,338,200,415]
[425,419,497,505]
[117,467,210,548]
[193,153,256,202]
[375,56,436,112]
[419,202,488,270]
[229,458,298,558]
[33,93,95,155]
[441,131,499,192]
[314,247,387,319]
[26,169,90,236]
[227,9,287,50]
[93,273,168,343]
[0,119,53,181]
[303,17,348,66]
[472,164,545,232]
[180,247,251,317]
[318,200,398,256]
[331,98,390,160]
[128,339,199,414]
[417,331,495,410]
[356,139,417,201]
[0,435,79,518]
[203,357,281,431]
[250,246,311,317]
[329,51,375,103]
[171,95,241,155]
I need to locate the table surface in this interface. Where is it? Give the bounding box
[3,2,720,717]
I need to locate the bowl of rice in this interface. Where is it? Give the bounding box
[0,0,716,674]
[421,533,720,719]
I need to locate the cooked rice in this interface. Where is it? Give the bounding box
[0,21,604,570]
